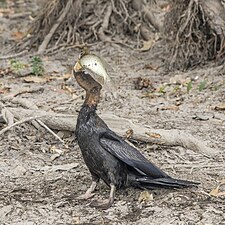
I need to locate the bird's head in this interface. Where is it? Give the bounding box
[73,51,112,92]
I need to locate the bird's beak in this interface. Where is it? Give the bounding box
[74,60,82,72]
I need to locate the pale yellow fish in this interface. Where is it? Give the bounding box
[74,54,111,85]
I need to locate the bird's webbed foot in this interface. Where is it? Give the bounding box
[76,181,97,200]
[90,184,115,209]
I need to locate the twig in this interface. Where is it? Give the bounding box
[2,107,14,126]
[2,87,44,99]
[0,115,43,136]
[45,43,94,55]
[0,50,28,60]
[162,163,222,169]
[36,119,64,143]
[0,110,64,143]
[7,12,31,19]
[37,0,73,54]
[3,97,64,143]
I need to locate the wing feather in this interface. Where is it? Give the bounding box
[99,131,169,178]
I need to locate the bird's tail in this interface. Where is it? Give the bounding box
[133,176,199,189]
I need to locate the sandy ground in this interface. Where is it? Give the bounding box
[0,1,225,225]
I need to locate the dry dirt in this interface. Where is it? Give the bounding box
[0,1,225,225]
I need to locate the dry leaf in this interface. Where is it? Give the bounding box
[2,108,14,126]
[0,67,13,76]
[13,165,27,177]
[49,73,72,81]
[216,191,225,197]
[125,129,133,139]
[24,73,72,83]
[169,75,191,85]
[138,191,153,203]
[214,103,225,111]
[209,179,225,197]
[147,132,161,139]
[11,31,25,41]
[209,186,220,196]
[159,105,179,111]
[49,145,65,155]
[192,112,213,121]
[161,3,171,12]
[0,205,13,218]
[220,179,225,185]
[144,64,158,71]
[139,38,155,51]
[49,145,68,161]
[72,217,80,224]
[23,76,47,83]
[134,77,152,90]
[62,84,76,94]
[0,8,12,15]
[0,86,10,94]
[41,163,79,172]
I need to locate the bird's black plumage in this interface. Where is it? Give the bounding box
[73,59,198,209]
[76,104,197,189]
[76,105,128,189]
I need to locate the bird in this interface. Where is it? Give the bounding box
[73,51,198,209]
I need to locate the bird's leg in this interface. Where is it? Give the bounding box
[90,184,116,209]
[77,181,98,200]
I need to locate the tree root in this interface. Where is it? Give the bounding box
[16,0,164,52]
[164,0,225,70]
[98,3,113,42]
[0,50,28,60]
[0,107,218,157]
[37,0,73,54]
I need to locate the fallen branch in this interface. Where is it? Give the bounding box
[2,97,65,144]
[3,107,218,157]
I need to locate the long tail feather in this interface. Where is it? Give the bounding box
[136,177,199,189]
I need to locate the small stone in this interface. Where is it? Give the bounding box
[13,165,27,177]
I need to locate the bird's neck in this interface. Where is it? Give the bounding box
[84,86,101,107]
[76,104,97,128]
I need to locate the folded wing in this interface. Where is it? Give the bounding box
[99,131,169,179]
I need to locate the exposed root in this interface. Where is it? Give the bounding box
[0,50,28,60]
[98,3,113,42]
[37,0,74,54]
[16,0,162,53]
[1,107,218,157]
[164,0,225,70]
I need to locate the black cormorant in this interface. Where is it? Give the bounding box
[73,53,198,209]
